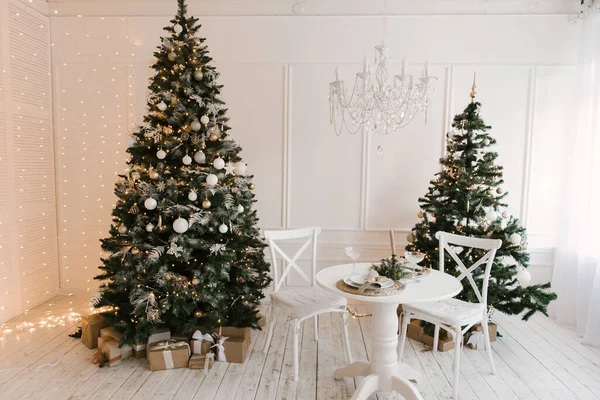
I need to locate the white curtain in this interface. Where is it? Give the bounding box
[552,13,600,346]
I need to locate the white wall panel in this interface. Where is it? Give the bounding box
[50,14,579,291]
[289,64,362,230]
[366,64,447,231]
[452,66,531,219]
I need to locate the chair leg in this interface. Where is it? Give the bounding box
[314,314,319,342]
[451,327,462,399]
[293,319,300,382]
[482,318,497,375]
[398,313,410,362]
[262,302,276,354]
[341,308,353,364]
[433,324,440,352]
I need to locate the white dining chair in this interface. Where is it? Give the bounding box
[397,231,502,399]
[262,227,353,381]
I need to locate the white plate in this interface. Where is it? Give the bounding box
[350,274,368,285]
[344,276,394,289]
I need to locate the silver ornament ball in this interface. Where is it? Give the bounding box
[146,223,155,232]
[144,198,158,210]
[200,115,210,125]
[156,149,166,160]
[157,101,167,111]
[219,224,228,233]
[188,191,198,201]
[173,217,189,234]
[182,155,192,165]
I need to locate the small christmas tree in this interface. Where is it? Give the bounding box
[94,0,271,342]
[406,81,556,320]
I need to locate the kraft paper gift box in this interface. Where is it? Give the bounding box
[218,337,250,364]
[81,314,111,349]
[406,319,456,352]
[469,322,497,342]
[219,326,251,340]
[100,326,123,342]
[146,327,171,355]
[466,331,486,350]
[189,353,214,370]
[133,338,147,358]
[148,340,191,371]
[94,337,122,367]
[98,336,133,361]
[190,330,215,355]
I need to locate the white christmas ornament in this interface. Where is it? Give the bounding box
[234,162,247,176]
[509,233,522,246]
[237,205,244,213]
[200,115,210,125]
[194,151,206,164]
[157,101,167,111]
[219,224,228,233]
[118,225,128,234]
[126,137,137,148]
[486,209,498,222]
[206,174,218,186]
[156,149,166,159]
[146,223,155,232]
[193,70,203,81]
[144,198,158,210]
[182,155,192,165]
[502,211,509,219]
[483,138,490,146]
[213,157,225,170]
[188,191,198,201]
[190,120,201,131]
[516,268,532,285]
[173,217,189,234]
[173,24,183,34]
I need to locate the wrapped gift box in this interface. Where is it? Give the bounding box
[95,338,122,367]
[133,338,147,358]
[406,319,456,352]
[190,330,215,355]
[98,336,133,360]
[219,326,251,340]
[100,326,123,342]
[469,322,497,342]
[148,340,191,371]
[189,353,214,369]
[219,337,250,364]
[146,327,171,355]
[81,314,111,349]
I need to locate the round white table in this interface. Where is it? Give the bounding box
[316,262,462,400]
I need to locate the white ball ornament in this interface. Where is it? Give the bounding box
[188,191,198,201]
[200,115,210,125]
[126,137,137,148]
[173,24,183,34]
[173,217,189,234]
[157,101,167,111]
[144,198,158,210]
[156,149,166,160]
[219,224,228,233]
[516,268,532,285]
[237,205,244,213]
[190,120,201,131]
[502,211,509,219]
[194,70,204,81]
[486,209,498,222]
[194,151,206,164]
[234,162,247,176]
[206,174,218,186]
[213,157,225,170]
[509,233,522,246]
[118,225,128,234]
[146,223,155,232]
[483,138,491,146]
[496,187,504,194]
[182,155,192,165]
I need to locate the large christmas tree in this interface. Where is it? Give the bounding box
[94,0,271,343]
[406,86,556,320]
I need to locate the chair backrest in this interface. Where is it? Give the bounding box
[264,227,321,293]
[436,231,502,307]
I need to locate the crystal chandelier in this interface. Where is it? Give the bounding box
[329,46,437,136]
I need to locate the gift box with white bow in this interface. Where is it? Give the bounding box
[190,330,215,355]
[148,340,191,371]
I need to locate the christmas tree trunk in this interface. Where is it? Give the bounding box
[94,0,271,344]
[406,87,556,320]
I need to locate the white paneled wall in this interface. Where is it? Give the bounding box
[50,14,579,292]
[0,0,57,323]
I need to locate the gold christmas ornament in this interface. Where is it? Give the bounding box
[209,132,219,142]
[407,233,415,243]
[249,184,255,190]
[417,211,424,218]
[131,247,140,255]
[149,170,160,180]
[202,199,211,209]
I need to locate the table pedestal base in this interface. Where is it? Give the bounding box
[333,303,423,400]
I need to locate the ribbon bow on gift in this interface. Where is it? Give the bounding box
[152,340,191,355]
[191,330,214,354]
[204,352,215,374]
[467,331,485,350]
[211,336,229,362]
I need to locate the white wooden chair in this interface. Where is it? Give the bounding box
[397,231,501,399]
[262,227,353,381]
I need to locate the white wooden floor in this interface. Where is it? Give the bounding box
[1,294,599,400]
